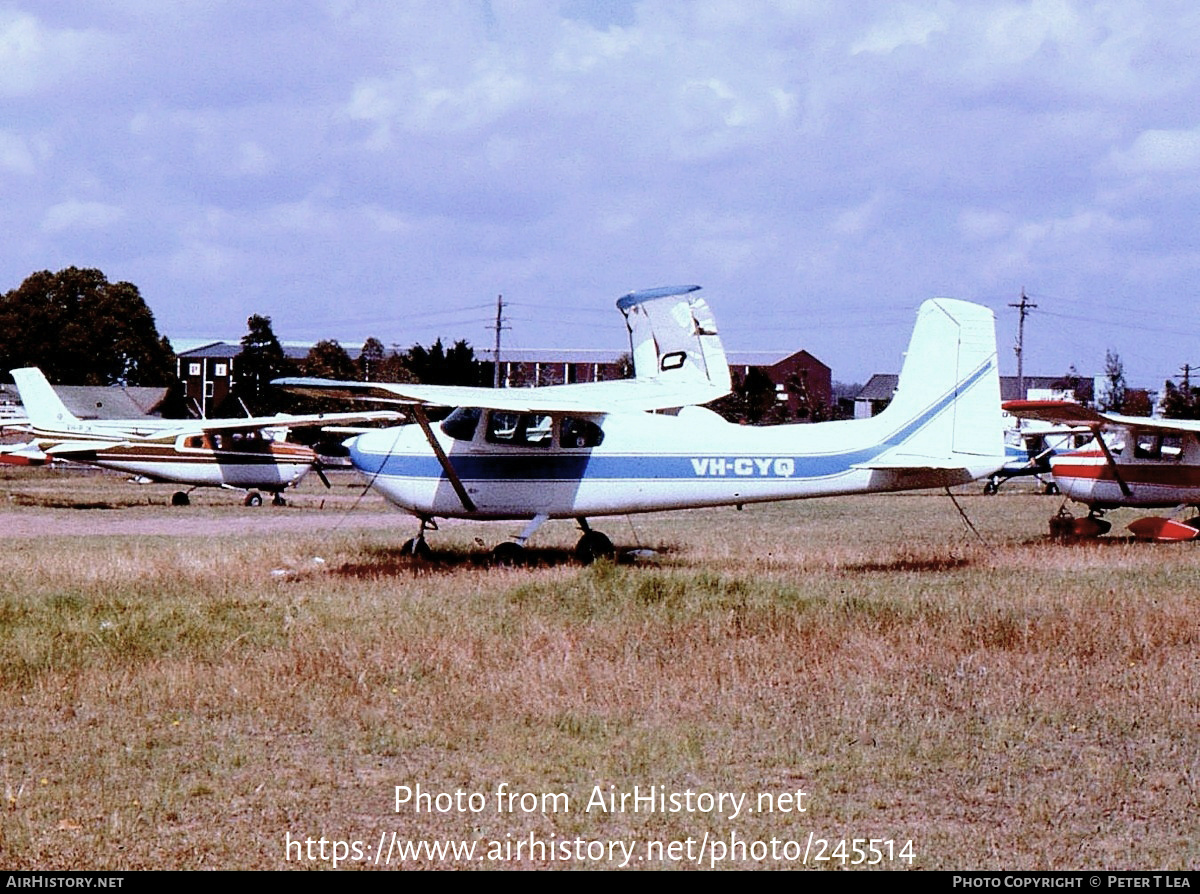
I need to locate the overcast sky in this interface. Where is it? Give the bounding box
[2,1,1198,387]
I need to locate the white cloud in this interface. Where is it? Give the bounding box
[957,209,1014,242]
[1106,127,1200,176]
[0,130,36,175]
[832,194,887,237]
[0,9,110,97]
[851,4,949,55]
[41,200,126,233]
[2,1,1200,384]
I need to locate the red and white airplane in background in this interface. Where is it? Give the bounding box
[1003,400,1200,540]
[4,367,398,506]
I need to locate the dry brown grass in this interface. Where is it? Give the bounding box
[0,470,1196,870]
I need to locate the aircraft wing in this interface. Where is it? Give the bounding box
[1004,400,1200,434]
[1002,400,1108,427]
[0,441,48,465]
[142,410,404,439]
[273,376,730,414]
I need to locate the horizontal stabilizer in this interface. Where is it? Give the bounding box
[45,440,125,456]
[852,456,973,472]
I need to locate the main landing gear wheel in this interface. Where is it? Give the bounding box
[400,537,433,560]
[171,491,190,507]
[1050,507,1111,539]
[575,530,615,564]
[1044,482,1060,496]
[244,491,263,507]
[491,541,526,566]
[983,478,1000,495]
[272,493,287,507]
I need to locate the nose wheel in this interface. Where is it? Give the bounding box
[574,519,615,564]
[401,517,437,561]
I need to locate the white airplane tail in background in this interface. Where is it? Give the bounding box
[11,367,82,432]
[618,285,732,395]
[864,298,1004,472]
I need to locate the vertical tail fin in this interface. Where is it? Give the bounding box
[617,285,732,395]
[10,367,82,431]
[872,299,1005,464]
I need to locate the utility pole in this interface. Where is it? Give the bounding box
[1009,289,1037,400]
[491,294,509,388]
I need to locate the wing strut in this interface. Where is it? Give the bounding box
[1093,427,1133,499]
[411,405,477,513]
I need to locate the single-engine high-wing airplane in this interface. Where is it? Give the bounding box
[982,421,1090,495]
[8,367,399,506]
[277,286,1006,561]
[1003,400,1200,540]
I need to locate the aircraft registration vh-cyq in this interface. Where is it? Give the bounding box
[277,286,1007,562]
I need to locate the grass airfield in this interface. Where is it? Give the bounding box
[0,467,1196,870]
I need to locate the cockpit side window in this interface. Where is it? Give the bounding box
[1133,431,1162,460]
[485,411,552,448]
[561,416,604,448]
[441,407,482,442]
[1162,434,1184,461]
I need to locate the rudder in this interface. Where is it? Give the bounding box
[875,299,1004,461]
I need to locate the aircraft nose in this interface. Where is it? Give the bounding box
[345,427,407,472]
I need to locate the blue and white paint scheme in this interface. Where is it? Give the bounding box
[278,287,1006,560]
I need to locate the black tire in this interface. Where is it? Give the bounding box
[401,538,432,560]
[1044,482,1060,496]
[491,541,525,566]
[171,491,190,507]
[575,531,615,564]
[272,493,287,507]
[983,480,999,495]
[245,492,263,507]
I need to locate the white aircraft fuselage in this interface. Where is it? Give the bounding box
[281,289,1006,556]
[1048,431,1200,510]
[347,355,1000,521]
[47,431,317,491]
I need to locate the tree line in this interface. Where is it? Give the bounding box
[0,268,485,416]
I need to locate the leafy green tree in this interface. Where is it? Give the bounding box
[712,367,786,424]
[1161,379,1200,419]
[1099,349,1127,413]
[358,337,386,381]
[0,267,175,385]
[302,339,358,381]
[234,314,295,413]
[403,338,482,386]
